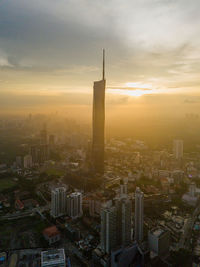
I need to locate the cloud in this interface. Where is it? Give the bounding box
[54,65,99,75]
[0,50,13,68]
[0,0,200,95]
[0,57,13,68]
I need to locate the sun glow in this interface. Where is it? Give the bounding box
[107,82,157,97]
[107,88,152,97]
[125,82,153,89]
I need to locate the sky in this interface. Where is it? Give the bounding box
[0,0,200,115]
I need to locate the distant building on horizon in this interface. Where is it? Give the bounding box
[40,123,48,145]
[92,49,106,174]
[182,182,198,206]
[173,139,183,160]
[29,124,49,165]
[16,156,22,167]
[30,144,49,165]
[23,154,32,169]
[49,134,55,146]
[135,187,144,243]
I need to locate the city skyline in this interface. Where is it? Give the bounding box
[1,1,200,266]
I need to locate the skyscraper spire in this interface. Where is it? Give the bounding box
[92,50,106,174]
[102,48,105,80]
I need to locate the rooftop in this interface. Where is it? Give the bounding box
[43,226,60,238]
[153,229,164,237]
[70,192,82,197]
[41,249,65,264]
[150,228,168,238]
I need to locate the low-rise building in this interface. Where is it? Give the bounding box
[15,199,24,210]
[41,249,66,267]
[43,226,61,245]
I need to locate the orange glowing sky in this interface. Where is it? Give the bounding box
[0,0,200,113]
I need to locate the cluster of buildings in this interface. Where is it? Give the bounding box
[91,181,171,266]
[2,53,200,266]
[35,177,172,266]
[1,248,71,267]
[41,249,70,267]
[173,139,183,160]
[50,187,83,220]
[13,124,56,170]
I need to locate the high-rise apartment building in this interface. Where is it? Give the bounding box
[101,205,117,254]
[92,50,106,174]
[119,178,128,197]
[148,228,170,258]
[66,192,83,219]
[173,139,183,160]
[101,192,132,254]
[51,187,67,218]
[134,187,144,243]
[115,197,132,247]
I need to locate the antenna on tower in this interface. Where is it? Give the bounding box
[102,49,105,80]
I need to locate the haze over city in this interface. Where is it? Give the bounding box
[1,1,200,266]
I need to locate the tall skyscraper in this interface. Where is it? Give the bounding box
[173,139,183,160]
[134,187,144,243]
[66,192,83,219]
[51,187,67,218]
[92,50,106,174]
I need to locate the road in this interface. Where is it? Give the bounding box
[63,240,90,267]
[0,205,50,221]
[179,202,200,249]
[0,210,34,220]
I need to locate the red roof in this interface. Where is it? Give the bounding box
[43,226,60,238]
[15,199,24,209]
